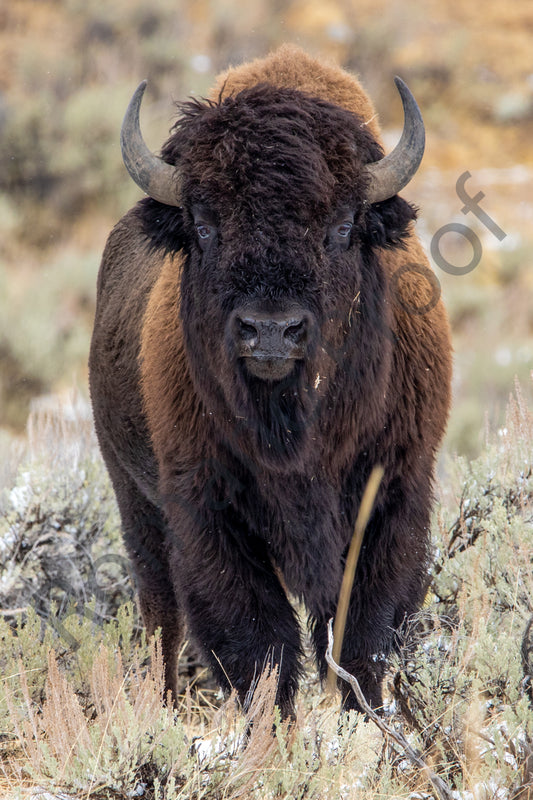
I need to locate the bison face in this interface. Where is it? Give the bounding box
[178,205,352,468]
[128,84,421,469]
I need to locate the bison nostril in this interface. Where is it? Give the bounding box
[284,319,307,345]
[237,318,258,343]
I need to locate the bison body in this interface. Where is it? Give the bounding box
[89,45,451,715]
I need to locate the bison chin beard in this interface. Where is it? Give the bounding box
[229,359,318,472]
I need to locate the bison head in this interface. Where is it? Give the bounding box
[123,80,424,471]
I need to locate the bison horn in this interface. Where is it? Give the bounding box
[120,81,183,207]
[365,77,425,204]
[121,77,423,208]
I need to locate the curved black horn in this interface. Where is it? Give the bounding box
[365,77,425,204]
[120,81,182,207]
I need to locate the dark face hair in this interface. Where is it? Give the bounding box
[136,84,416,469]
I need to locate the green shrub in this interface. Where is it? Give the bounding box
[391,378,533,793]
[0,394,127,629]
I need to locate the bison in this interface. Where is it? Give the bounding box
[89,45,451,716]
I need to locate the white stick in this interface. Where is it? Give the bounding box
[326,619,454,800]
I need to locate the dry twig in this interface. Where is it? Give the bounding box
[326,619,454,800]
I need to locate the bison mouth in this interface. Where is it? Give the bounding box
[241,355,299,381]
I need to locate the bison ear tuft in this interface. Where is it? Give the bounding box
[363,195,417,250]
[135,197,187,253]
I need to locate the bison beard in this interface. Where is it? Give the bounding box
[233,365,314,466]
[89,45,451,718]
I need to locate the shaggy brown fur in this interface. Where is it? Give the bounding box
[89,45,452,716]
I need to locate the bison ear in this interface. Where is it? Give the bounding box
[135,196,187,253]
[363,195,417,249]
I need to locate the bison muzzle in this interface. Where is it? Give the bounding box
[89,45,452,717]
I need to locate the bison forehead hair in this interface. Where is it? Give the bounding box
[162,83,384,222]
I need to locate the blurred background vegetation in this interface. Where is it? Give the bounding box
[0,0,532,456]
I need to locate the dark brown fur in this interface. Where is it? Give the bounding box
[89,45,451,715]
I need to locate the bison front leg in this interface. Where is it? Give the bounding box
[165,502,303,718]
[346,516,430,711]
[101,455,185,702]
[312,486,432,713]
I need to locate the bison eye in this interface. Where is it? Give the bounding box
[327,215,354,250]
[337,222,353,238]
[196,224,213,240]
[194,222,217,251]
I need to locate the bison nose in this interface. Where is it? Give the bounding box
[231,309,312,380]
[234,312,309,359]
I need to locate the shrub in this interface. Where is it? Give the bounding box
[391,377,533,794]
